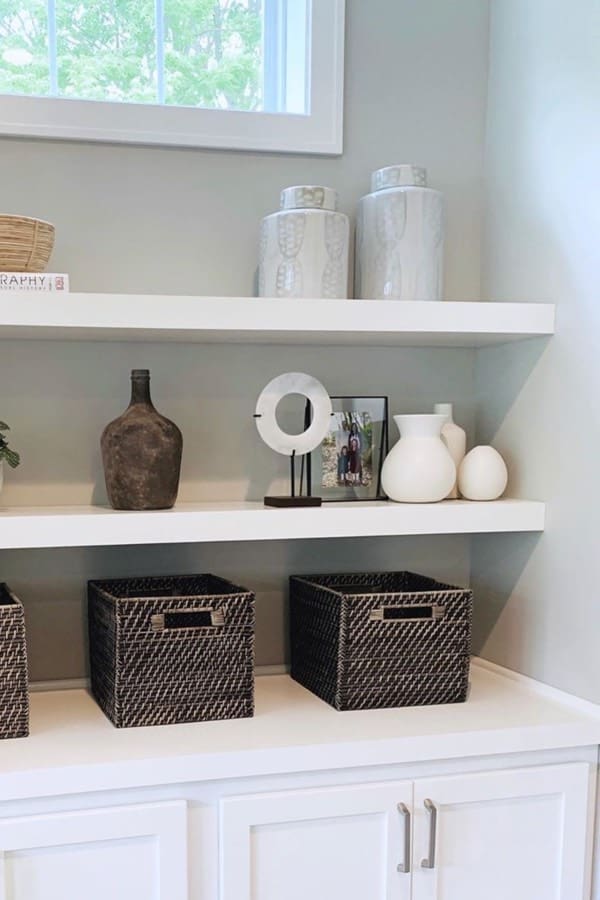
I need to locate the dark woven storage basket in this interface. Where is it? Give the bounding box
[0,583,29,739]
[88,574,255,728]
[290,571,472,711]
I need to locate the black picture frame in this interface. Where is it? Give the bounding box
[308,396,389,502]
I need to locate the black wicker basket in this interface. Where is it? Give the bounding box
[0,583,29,739]
[290,571,472,711]
[88,574,255,728]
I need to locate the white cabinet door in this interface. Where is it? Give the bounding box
[220,781,413,900]
[411,762,591,900]
[0,800,187,900]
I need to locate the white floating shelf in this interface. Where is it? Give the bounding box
[0,500,545,549]
[0,294,555,347]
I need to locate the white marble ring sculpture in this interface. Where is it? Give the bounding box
[255,373,332,456]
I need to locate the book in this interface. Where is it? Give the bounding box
[0,272,70,291]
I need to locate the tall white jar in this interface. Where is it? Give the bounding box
[434,402,466,499]
[259,186,350,299]
[355,165,444,301]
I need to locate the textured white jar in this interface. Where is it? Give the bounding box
[434,402,466,499]
[381,414,456,503]
[458,446,508,501]
[355,165,444,300]
[259,186,350,299]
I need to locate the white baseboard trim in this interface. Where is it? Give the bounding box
[472,656,600,717]
[30,678,88,693]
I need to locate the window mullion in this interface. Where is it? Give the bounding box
[155,0,165,104]
[47,0,58,95]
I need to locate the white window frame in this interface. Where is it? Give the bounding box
[0,0,344,155]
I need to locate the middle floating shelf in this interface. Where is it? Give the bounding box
[0,500,545,550]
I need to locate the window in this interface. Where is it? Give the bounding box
[0,0,344,153]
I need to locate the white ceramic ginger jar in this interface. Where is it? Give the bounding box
[355,164,444,300]
[381,414,456,503]
[434,403,466,499]
[458,446,508,501]
[259,185,350,299]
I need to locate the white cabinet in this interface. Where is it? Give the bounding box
[220,781,413,900]
[0,801,188,900]
[411,762,591,900]
[220,763,592,900]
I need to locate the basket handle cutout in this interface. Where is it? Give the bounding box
[151,609,225,632]
[370,605,445,624]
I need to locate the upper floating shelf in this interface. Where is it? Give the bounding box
[0,294,555,347]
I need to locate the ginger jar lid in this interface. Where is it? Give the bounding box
[371,165,428,192]
[280,185,338,211]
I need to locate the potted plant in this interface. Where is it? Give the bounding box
[0,421,20,493]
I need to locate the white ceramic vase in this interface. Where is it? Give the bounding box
[381,414,456,503]
[434,403,466,499]
[355,165,444,300]
[259,185,350,299]
[458,446,508,501]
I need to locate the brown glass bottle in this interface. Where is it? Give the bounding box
[101,370,183,510]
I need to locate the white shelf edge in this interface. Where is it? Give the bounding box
[0,294,556,347]
[0,499,545,549]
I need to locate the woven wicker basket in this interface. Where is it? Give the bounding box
[0,583,29,739]
[88,574,255,728]
[0,215,55,272]
[290,571,472,711]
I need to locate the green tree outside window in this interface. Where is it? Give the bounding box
[0,0,263,110]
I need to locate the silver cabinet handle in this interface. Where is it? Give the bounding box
[397,803,411,873]
[421,799,437,869]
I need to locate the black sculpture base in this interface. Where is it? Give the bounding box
[264,496,322,508]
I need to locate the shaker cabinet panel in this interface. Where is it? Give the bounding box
[411,763,591,900]
[220,781,413,900]
[0,801,187,900]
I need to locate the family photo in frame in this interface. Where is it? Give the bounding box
[309,397,388,502]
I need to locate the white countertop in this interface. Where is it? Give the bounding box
[1,659,599,802]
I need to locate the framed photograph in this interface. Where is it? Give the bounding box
[310,396,388,502]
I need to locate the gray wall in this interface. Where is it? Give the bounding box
[0,0,490,681]
[472,0,600,701]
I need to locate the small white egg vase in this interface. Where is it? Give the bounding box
[458,446,508,501]
[381,414,456,503]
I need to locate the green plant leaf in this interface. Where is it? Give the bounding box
[0,421,9,431]
[0,447,20,468]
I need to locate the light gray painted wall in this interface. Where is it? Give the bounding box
[0,0,490,681]
[472,0,600,701]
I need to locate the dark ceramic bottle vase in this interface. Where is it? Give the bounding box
[101,369,183,510]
